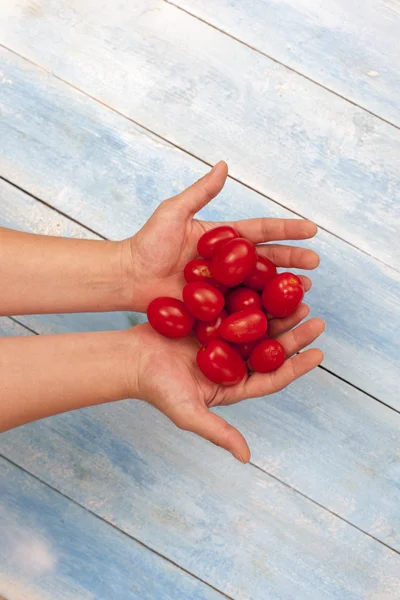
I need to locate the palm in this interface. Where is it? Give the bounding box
[131,207,208,309]
[134,323,218,418]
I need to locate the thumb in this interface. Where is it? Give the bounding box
[182,407,251,463]
[170,161,228,216]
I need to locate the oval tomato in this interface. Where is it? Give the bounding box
[147,297,194,338]
[225,287,262,314]
[244,255,277,291]
[262,272,304,317]
[183,282,225,322]
[183,258,228,294]
[196,340,246,386]
[211,238,257,286]
[231,337,266,360]
[249,339,285,373]
[194,310,227,345]
[197,226,239,259]
[219,309,267,343]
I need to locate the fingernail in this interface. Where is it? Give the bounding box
[232,451,245,463]
[210,161,221,174]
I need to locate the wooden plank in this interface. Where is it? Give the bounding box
[0,457,226,600]
[1,405,400,599]
[0,179,144,334]
[0,1,399,267]
[1,214,400,551]
[172,0,400,128]
[0,54,398,407]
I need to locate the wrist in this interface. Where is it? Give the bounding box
[118,237,149,313]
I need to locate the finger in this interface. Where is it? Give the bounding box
[182,408,251,463]
[268,303,310,338]
[230,218,317,244]
[234,348,323,401]
[277,318,326,358]
[169,161,228,216]
[257,244,320,270]
[299,275,312,292]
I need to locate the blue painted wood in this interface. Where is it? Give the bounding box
[173,0,400,127]
[0,179,145,334]
[0,53,398,408]
[0,457,226,600]
[0,1,398,267]
[1,406,400,599]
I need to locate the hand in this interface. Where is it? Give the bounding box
[124,162,320,312]
[129,309,325,463]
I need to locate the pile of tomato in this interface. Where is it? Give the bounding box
[147,226,304,386]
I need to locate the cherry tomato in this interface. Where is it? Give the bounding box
[211,238,257,286]
[225,287,262,314]
[197,226,239,259]
[231,337,266,360]
[183,282,225,322]
[197,340,246,386]
[219,309,268,343]
[194,310,227,345]
[249,339,285,373]
[183,258,228,294]
[147,297,194,338]
[244,255,277,291]
[262,272,304,317]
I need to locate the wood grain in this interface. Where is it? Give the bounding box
[0,54,398,408]
[171,0,400,127]
[1,404,400,599]
[0,457,226,600]
[0,1,399,267]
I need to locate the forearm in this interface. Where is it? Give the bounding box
[0,329,137,431]
[0,227,132,315]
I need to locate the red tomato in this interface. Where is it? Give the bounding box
[211,238,257,286]
[244,255,277,291]
[183,282,225,322]
[262,272,304,317]
[183,258,228,294]
[147,297,194,338]
[219,309,268,343]
[249,339,285,373]
[231,337,265,360]
[194,310,227,345]
[225,287,262,314]
[197,340,246,386]
[197,226,239,259]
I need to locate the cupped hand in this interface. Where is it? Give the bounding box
[125,162,320,312]
[129,307,325,463]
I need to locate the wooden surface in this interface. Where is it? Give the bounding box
[0,457,226,600]
[1,0,399,268]
[171,0,400,127]
[0,1,399,598]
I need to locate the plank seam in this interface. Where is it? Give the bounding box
[1,44,398,273]
[0,176,106,240]
[0,454,234,600]
[250,462,400,556]
[8,316,39,336]
[163,0,400,132]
